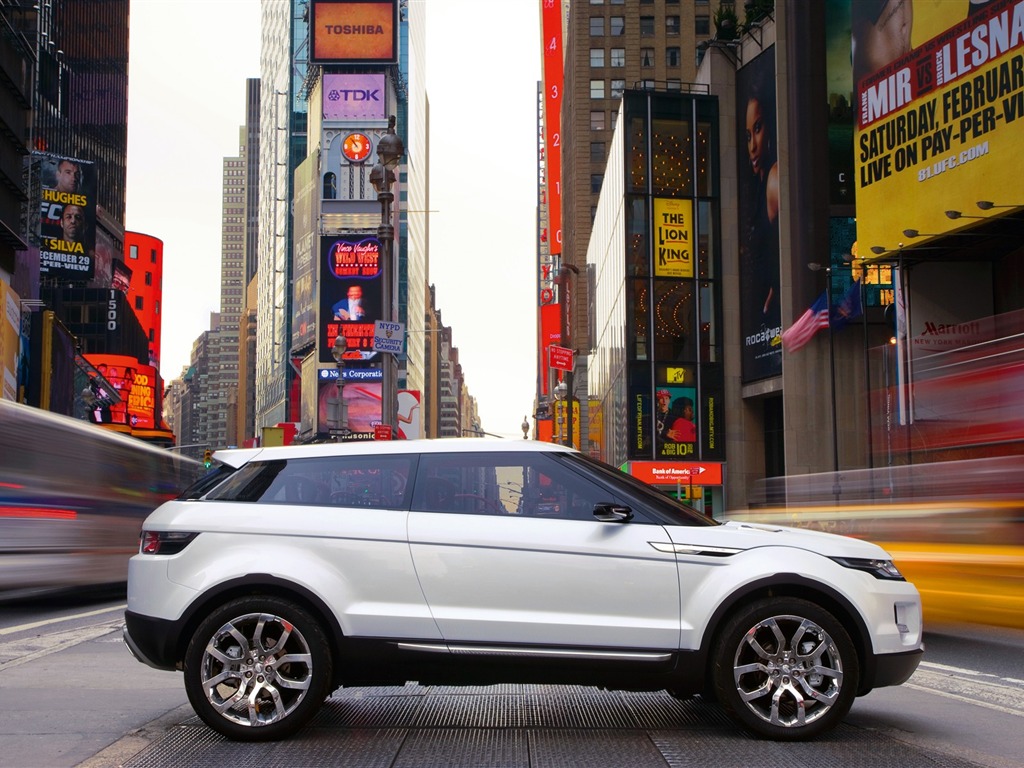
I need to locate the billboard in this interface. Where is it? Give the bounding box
[323,74,387,121]
[82,354,156,430]
[310,0,398,64]
[319,234,383,364]
[855,0,1024,255]
[736,48,782,382]
[653,197,694,278]
[38,154,97,281]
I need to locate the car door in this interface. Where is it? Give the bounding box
[407,451,681,650]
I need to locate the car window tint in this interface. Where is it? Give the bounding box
[412,452,626,521]
[204,455,413,510]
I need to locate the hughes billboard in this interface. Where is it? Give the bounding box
[37,153,97,280]
[855,0,1024,255]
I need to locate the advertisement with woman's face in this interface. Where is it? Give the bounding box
[737,48,782,383]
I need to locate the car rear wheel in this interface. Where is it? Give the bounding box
[183,596,332,741]
[712,597,859,741]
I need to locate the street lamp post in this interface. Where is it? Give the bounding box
[331,334,349,436]
[370,115,404,432]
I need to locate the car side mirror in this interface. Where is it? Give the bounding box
[593,503,633,523]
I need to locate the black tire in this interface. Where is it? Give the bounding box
[183,595,333,741]
[711,597,859,741]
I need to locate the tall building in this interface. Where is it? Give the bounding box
[256,0,308,429]
[400,0,429,407]
[549,0,722,449]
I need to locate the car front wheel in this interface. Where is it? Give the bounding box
[183,596,332,741]
[712,597,859,741]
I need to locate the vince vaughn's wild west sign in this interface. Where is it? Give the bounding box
[38,154,96,281]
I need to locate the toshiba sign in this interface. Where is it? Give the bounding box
[311,0,397,64]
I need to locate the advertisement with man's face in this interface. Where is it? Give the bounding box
[319,235,383,364]
[854,0,1024,253]
[737,48,782,383]
[38,154,97,280]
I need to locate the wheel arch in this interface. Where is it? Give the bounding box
[698,574,873,694]
[173,574,347,678]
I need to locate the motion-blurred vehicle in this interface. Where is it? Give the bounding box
[0,399,202,597]
[740,457,1024,629]
[123,439,923,742]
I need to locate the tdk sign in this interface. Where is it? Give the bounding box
[326,89,380,103]
[323,74,387,121]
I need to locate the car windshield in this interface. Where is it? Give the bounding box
[554,451,719,527]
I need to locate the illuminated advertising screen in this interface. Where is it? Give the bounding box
[653,198,694,278]
[311,0,397,64]
[316,379,382,439]
[319,235,383,364]
[83,354,156,430]
[38,154,97,280]
[629,363,724,461]
[540,0,564,256]
[323,74,387,121]
[855,0,1024,255]
[736,48,782,382]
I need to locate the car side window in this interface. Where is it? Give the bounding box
[412,452,623,521]
[204,455,413,510]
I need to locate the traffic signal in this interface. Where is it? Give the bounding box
[203,449,213,468]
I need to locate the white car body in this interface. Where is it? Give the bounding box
[123,439,923,742]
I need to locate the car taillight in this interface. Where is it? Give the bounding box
[139,530,197,555]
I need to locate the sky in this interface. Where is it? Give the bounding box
[125,0,541,439]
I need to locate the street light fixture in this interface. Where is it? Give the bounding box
[331,334,349,436]
[370,115,404,432]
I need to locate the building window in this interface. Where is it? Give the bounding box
[135,296,144,310]
[667,16,680,35]
[610,16,625,35]
[590,48,605,67]
[590,110,606,130]
[145,271,152,286]
[590,17,604,35]
[667,79,682,90]
[610,48,625,67]
[667,47,681,67]
[589,0,604,4]
[150,249,157,262]
[695,16,710,36]
[640,79,656,90]
[323,172,337,199]
[611,0,624,4]
[641,48,654,67]
[590,141,606,162]
[129,245,138,260]
[591,174,604,194]
[155,300,160,315]
[590,80,605,99]
[611,79,625,99]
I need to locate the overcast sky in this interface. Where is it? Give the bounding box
[125,0,540,438]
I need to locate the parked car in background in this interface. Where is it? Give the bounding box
[123,439,923,742]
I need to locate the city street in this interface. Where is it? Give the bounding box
[2,593,1023,768]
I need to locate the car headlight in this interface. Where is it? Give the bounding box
[830,557,905,581]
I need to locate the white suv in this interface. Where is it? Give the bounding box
[123,439,923,742]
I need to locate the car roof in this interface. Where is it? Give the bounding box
[213,438,575,469]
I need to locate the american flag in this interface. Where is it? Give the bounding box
[781,292,829,353]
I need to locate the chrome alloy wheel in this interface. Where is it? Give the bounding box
[199,612,314,728]
[732,614,843,728]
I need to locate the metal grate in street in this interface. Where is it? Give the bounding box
[121,684,981,768]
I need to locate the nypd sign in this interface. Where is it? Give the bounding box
[373,320,404,354]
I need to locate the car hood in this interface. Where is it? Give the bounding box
[666,519,891,559]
